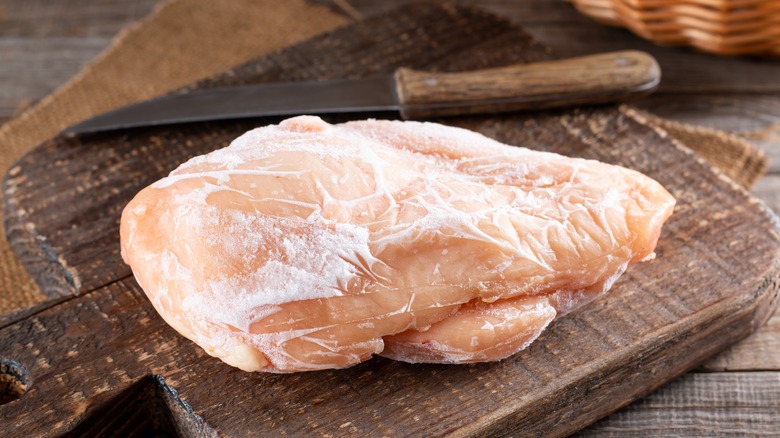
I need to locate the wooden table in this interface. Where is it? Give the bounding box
[1,0,778,435]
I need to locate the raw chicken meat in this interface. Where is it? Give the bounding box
[120,115,675,373]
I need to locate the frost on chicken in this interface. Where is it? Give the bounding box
[120,115,675,373]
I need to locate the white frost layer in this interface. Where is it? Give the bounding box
[122,115,675,372]
[178,214,378,331]
[145,116,647,326]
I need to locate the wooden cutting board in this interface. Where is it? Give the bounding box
[1,3,778,436]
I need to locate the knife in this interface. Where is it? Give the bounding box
[63,50,660,135]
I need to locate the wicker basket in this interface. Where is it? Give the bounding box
[570,0,780,56]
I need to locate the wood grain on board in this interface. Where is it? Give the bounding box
[1,1,779,436]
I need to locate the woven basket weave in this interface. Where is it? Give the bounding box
[570,0,780,56]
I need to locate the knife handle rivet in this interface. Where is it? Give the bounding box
[425,78,439,87]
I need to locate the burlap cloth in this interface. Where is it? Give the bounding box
[0,0,768,313]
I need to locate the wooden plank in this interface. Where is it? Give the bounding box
[0,0,157,37]
[0,99,17,125]
[0,0,157,122]
[1,4,778,436]
[576,372,780,436]
[0,37,112,118]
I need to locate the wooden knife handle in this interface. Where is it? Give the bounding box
[394,50,660,119]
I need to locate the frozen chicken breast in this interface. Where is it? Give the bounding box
[120,116,675,373]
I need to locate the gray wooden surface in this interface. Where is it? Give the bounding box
[0,0,778,435]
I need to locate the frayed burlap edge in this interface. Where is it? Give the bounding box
[636,109,768,188]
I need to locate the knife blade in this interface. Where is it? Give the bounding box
[63,51,660,135]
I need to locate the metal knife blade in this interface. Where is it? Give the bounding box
[63,51,661,136]
[64,76,400,135]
